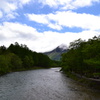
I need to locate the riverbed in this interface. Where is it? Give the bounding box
[0,68,100,100]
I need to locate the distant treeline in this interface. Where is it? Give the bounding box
[61,36,100,78]
[0,42,59,75]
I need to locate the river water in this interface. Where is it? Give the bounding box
[0,68,100,100]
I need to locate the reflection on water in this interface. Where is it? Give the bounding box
[0,68,100,100]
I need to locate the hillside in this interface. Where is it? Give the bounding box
[44,44,67,61]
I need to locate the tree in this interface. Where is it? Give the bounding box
[0,55,9,74]
[61,36,100,77]
[8,53,22,70]
[23,55,34,68]
[0,46,7,54]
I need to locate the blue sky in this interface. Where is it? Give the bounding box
[0,0,100,52]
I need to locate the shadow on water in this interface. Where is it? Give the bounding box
[0,67,100,100]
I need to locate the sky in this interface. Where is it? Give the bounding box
[0,0,100,52]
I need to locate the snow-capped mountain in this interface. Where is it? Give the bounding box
[44,44,67,61]
[58,44,67,50]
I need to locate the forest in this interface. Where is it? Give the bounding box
[0,42,58,75]
[61,36,100,78]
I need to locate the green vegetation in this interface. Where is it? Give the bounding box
[47,52,59,60]
[61,36,100,78]
[0,42,57,75]
[63,71,100,90]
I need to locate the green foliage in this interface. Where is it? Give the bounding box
[0,55,9,75]
[0,46,7,54]
[51,60,61,67]
[0,42,53,75]
[8,53,23,70]
[37,53,51,67]
[23,55,34,68]
[61,36,100,78]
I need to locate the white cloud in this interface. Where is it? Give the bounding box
[73,0,100,7]
[55,11,100,30]
[6,12,19,20]
[0,22,38,38]
[0,0,17,13]
[19,0,31,5]
[38,0,100,10]
[0,0,31,19]
[0,11,3,18]
[0,0,100,52]
[0,0,100,20]
[26,11,100,31]
[0,0,99,20]
[0,0,31,13]
[27,14,49,24]
[26,13,62,30]
[48,23,62,30]
[0,22,99,52]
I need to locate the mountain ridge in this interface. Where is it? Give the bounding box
[44,44,68,61]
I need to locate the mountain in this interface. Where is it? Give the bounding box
[44,44,67,61]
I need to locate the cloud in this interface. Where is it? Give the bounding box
[0,22,99,52]
[27,14,49,24]
[38,0,100,10]
[72,0,100,8]
[19,0,31,5]
[0,0,17,13]
[0,0,100,53]
[26,11,100,31]
[48,23,62,30]
[0,22,47,52]
[0,22,38,38]
[0,11,3,18]
[26,13,62,30]
[6,12,19,20]
[0,0,99,20]
[0,0,31,13]
[0,0,31,19]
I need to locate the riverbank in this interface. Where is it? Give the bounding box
[62,71,100,91]
[0,66,52,76]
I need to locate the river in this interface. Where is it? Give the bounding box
[0,67,100,100]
